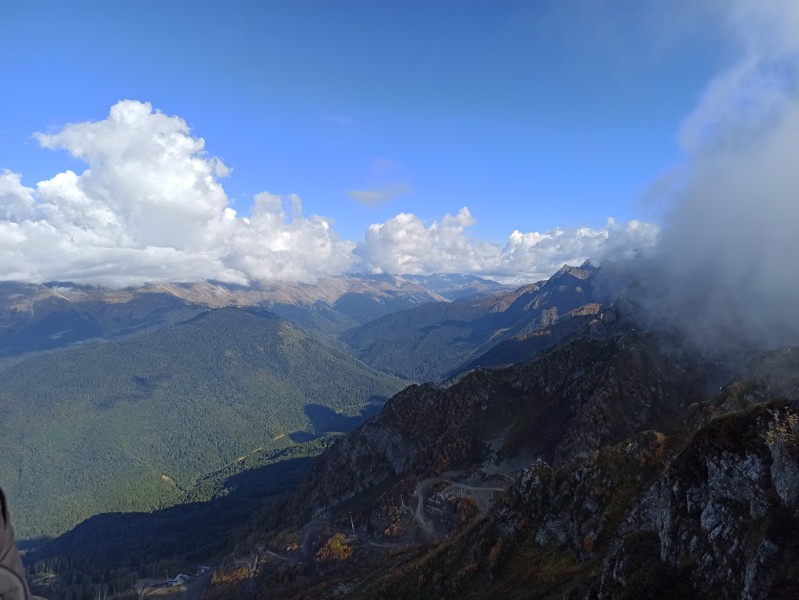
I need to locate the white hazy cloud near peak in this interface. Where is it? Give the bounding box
[0,99,656,288]
[639,0,799,350]
[355,209,658,284]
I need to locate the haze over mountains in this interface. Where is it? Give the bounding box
[341,264,603,382]
[0,274,506,360]
[0,264,618,538]
[0,271,578,537]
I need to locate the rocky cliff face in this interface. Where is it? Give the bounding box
[604,402,799,599]
[493,375,799,599]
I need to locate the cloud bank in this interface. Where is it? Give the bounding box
[636,0,799,351]
[358,209,656,283]
[0,100,354,287]
[0,100,655,288]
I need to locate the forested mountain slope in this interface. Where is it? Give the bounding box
[340,264,604,382]
[0,307,406,538]
[0,281,205,358]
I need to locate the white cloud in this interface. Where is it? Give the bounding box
[34,99,229,251]
[0,100,657,288]
[678,0,799,156]
[637,0,799,350]
[498,218,659,283]
[356,208,658,284]
[0,170,36,221]
[0,100,354,287]
[224,192,355,281]
[357,207,501,274]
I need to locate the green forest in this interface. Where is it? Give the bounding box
[0,307,406,537]
[25,438,337,600]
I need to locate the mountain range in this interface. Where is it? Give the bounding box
[200,314,799,600]
[5,265,799,599]
[0,274,505,361]
[0,306,405,537]
[341,264,603,382]
[0,272,529,539]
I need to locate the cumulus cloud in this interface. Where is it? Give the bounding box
[224,192,355,281]
[35,100,230,250]
[357,208,500,274]
[0,170,36,221]
[0,100,354,287]
[357,208,657,283]
[0,100,655,288]
[635,0,799,351]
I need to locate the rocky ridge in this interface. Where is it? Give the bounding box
[204,313,799,600]
[340,264,608,382]
[0,275,458,358]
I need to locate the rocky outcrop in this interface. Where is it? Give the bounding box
[498,401,799,599]
[291,380,482,521]
[603,402,799,599]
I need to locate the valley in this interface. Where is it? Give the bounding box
[0,302,407,538]
[2,267,798,600]
[200,321,799,600]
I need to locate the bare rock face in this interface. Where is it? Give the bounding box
[293,382,478,520]
[597,403,799,599]
[486,386,799,600]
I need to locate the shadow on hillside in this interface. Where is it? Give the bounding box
[17,537,51,552]
[289,397,387,443]
[22,455,313,573]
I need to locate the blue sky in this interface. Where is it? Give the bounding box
[3,0,785,287]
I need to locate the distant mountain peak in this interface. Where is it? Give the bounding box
[341,263,606,382]
[552,261,598,280]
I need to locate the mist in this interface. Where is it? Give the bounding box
[630,0,799,352]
